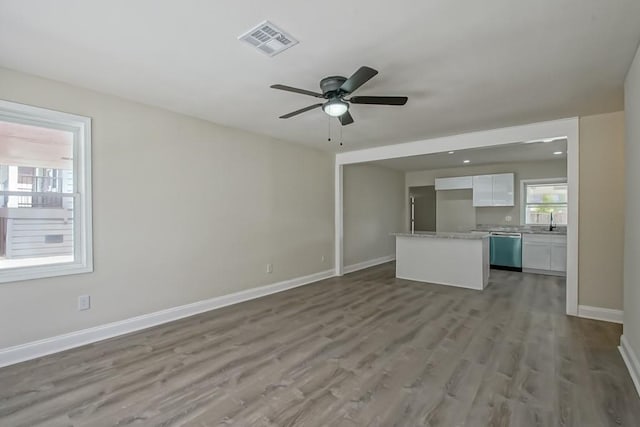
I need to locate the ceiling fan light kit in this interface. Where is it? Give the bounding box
[323,99,349,117]
[271,66,408,126]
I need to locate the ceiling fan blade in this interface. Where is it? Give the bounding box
[270,84,324,98]
[338,111,354,126]
[349,96,408,105]
[279,103,323,119]
[340,66,378,94]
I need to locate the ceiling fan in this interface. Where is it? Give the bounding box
[270,66,408,126]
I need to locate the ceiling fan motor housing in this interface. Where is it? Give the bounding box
[271,66,407,126]
[320,76,347,97]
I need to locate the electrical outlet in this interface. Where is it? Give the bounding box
[78,294,91,311]
[505,215,512,222]
[266,263,273,273]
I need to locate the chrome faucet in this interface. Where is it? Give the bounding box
[549,212,556,231]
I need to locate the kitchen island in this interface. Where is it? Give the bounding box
[392,231,490,290]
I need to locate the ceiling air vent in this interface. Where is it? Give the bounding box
[238,20,298,57]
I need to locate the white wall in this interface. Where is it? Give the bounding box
[343,163,404,267]
[623,44,640,372]
[0,68,335,349]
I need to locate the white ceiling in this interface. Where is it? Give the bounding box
[372,139,567,171]
[1,1,639,152]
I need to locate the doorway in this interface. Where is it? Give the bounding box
[334,118,579,315]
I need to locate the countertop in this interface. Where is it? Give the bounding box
[392,231,490,240]
[473,225,567,235]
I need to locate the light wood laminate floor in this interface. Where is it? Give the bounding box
[1,263,639,426]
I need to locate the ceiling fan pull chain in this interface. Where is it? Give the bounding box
[327,116,332,142]
[339,125,343,146]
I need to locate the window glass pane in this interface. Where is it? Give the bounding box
[0,120,75,269]
[525,205,567,225]
[526,184,567,204]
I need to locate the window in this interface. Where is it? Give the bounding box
[522,179,568,225]
[0,100,92,283]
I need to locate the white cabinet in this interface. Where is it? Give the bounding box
[522,234,567,274]
[550,236,567,272]
[435,173,514,206]
[492,173,515,206]
[472,175,493,206]
[472,173,514,207]
[523,241,551,270]
[435,176,473,190]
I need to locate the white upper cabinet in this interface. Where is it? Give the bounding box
[434,176,473,191]
[491,173,515,206]
[472,175,493,206]
[435,173,514,206]
[472,173,514,207]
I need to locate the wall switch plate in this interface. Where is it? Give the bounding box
[321,255,325,263]
[78,294,91,311]
[266,263,273,273]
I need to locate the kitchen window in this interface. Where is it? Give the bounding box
[522,180,568,225]
[0,100,92,283]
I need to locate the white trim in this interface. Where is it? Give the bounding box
[335,118,577,165]
[334,163,344,276]
[0,99,93,283]
[519,177,568,225]
[0,268,335,368]
[334,117,579,316]
[619,335,640,397]
[522,268,566,277]
[344,255,395,274]
[565,122,579,316]
[577,305,623,324]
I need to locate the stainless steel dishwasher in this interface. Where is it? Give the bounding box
[490,232,522,271]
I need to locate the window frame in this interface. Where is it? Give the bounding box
[520,177,568,226]
[0,100,93,283]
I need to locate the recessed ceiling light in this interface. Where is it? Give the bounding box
[448,151,455,154]
[553,151,563,155]
[463,160,470,164]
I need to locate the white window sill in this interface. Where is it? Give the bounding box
[0,260,93,284]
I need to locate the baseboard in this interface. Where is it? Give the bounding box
[619,335,640,398]
[395,274,483,291]
[343,255,395,274]
[522,268,566,277]
[577,305,623,324]
[0,268,335,368]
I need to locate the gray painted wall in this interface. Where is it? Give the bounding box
[579,112,625,310]
[343,163,405,267]
[436,189,475,232]
[0,68,335,349]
